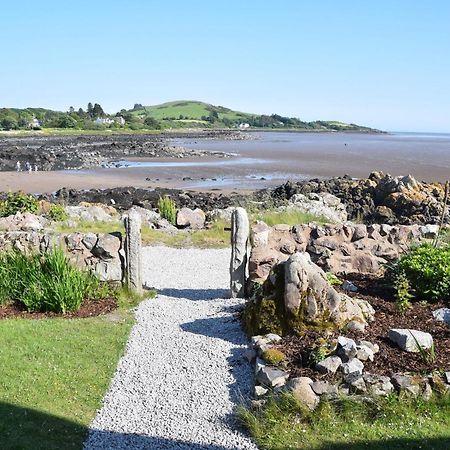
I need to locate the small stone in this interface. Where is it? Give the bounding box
[345,373,367,393]
[357,340,380,354]
[432,308,450,326]
[364,373,394,396]
[311,380,338,396]
[388,329,433,353]
[356,345,374,362]
[255,357,265,376]
[346,320,366,333]
[422,382,433,401]
[82,232,98,250]
[444,372,450,384]
[391,374,420,397]
[243,348,256,363]
[286,377,319,410]
[264,333,282,344]
[315,355,342,374]
[255,385,268,397]
[337,336,356,348]
[340,358,364,376]
[337,341,358,361]
[342,280,358,292]
[256,366,289,388]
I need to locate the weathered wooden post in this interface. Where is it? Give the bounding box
[124,209,142,294]
[230,207,249,298]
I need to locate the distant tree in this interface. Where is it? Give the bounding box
[208,110,219,123]
[87,102,94,118]
[57,114,77,128]
[133,103,144,111]
[1,115,18,130]
[69,106,75,114]
[144,117,161,129]
[92,103,105,118]
[77,108,85,117]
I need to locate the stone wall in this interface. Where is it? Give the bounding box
[249,221,439,282]
[0,230,124,282]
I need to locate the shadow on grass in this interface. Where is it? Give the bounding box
[316,438,450,450]
[1,402,449,450]
[0,402,243,450]
[158,287,229,300]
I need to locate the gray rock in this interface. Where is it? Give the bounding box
[92,233,121,260]
[311,380,338,396]
[82,232,98,250]
[176,207,206,229]
[356,345,374,362]
[388,329,433,353]
[254,385,268,397]
[340,358,364,376]
[256,366,289,388]
[337,336,356,348]
[123,210,142,294]
[316,355,342,374]
[345,373,367,393]
[286,377,319,410]
[337,341,358,361]
[66,205,114,222]
[94,259,122,282]
[422,382,433,401]
[391,374,420,397]
[444,372,450,384]
[432,308,450,326]
[356,340,380,354]
[342,280,358,292]
[363,373,394,396]
[243,348,256,363]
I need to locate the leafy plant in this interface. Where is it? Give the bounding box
[394,271,413,313]
[0,191,39,217]
[46,203,69,222]
[326,272,342,286]
[0,248,104,313]
[157,196,177,225]
[395,243,450,303]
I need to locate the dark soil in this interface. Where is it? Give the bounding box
[275,275,450,380]
[0,297,117,320]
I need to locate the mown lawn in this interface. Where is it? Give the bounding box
[0,312,134,449]
[240,392,450,450]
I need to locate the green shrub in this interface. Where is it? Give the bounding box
[394,271,413,313]
[158,196,177,225]
[0,191,39,217]
[395,243,450,302]
[0,248,103,313]
[46,203,69,222]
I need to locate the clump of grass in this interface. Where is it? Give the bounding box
[54,219,124,234]
[239,392,450,450]
[46,203,69,222]
[326,272,342,286]
[158,196,177,225]
[0,248,105,313]
[252,210,328,226]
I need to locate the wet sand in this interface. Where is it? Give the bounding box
[1,131,449,194]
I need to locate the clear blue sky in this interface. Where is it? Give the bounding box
[1,0,449,132]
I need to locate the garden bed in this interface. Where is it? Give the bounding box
[274,274,450,380]
[0,297,117,320]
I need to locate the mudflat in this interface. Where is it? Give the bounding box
[1,131,449,194]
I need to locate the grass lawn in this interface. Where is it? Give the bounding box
[240,393,450,450]
[0,310,135,449]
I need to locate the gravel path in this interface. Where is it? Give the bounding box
[84,247,258,450]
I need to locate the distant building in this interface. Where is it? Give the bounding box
[115,116,126,126]
[238,123,250,130]
[95,117,115,125]
[29,118,41,129]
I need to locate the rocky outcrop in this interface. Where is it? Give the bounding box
[243,252,374,336]
[176,207,206,229]
[249,221,437,279]
[261,172,449,225]
[0,212,47,231]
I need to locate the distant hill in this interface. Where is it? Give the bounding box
[0,100,380,133]
[128,100,379,132]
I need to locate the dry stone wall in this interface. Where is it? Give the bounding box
[249,221,439,282]
[0,230,124,282]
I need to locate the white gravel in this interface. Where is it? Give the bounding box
[84,246,258,450]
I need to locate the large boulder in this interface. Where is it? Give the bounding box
[176,207,206,229]
[388,329,433,353]
[243,252,374,336]
[66,204,116,222]
[0,212,46,231]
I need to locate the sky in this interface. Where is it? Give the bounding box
[0,1,449,132]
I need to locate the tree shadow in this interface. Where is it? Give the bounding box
[157,288,230,300]
[0,401,250,449]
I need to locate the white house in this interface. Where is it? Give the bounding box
[115,116,126,126]
[238,123,250,130]
[29,118,41,129]
[95,117,115,125]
